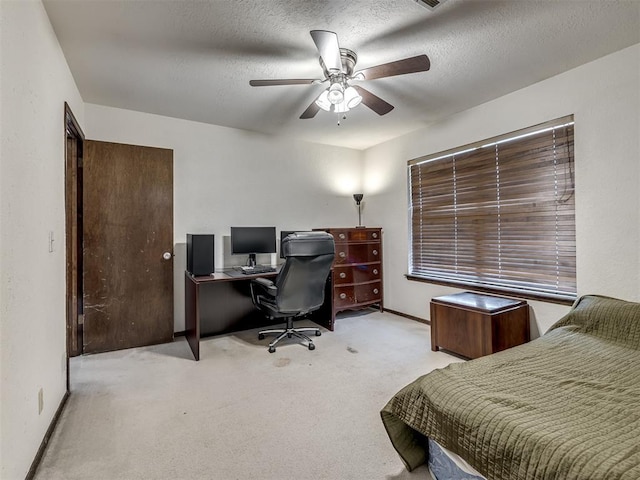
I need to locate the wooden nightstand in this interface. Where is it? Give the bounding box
[430,292,529,359]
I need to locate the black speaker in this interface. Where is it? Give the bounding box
[187,234,215,276]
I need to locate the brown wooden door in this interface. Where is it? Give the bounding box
[83,140,173,354]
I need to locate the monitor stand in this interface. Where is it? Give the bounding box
[248,253,257,268]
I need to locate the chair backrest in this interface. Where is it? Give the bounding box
[275,232,335,315]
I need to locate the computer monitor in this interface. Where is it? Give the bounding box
[230,226,276,267]
[280,230,310,258]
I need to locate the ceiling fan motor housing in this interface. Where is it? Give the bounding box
[320,48,357,78]
[340,49,357,77]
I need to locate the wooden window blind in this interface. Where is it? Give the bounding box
[408,116,576,301]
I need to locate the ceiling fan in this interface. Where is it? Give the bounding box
[249,30,430,120]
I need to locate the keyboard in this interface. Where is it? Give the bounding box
[239,266,277,275]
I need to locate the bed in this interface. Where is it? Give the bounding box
[381,295,640,480]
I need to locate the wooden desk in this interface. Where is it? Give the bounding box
[184,269,331,360]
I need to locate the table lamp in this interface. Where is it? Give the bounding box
[353,193,364,227]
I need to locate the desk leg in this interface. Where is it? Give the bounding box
[184,273,200,361]
[310,277,334,331]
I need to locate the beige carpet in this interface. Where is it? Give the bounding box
[34,311,460,480]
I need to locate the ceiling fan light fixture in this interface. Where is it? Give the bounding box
[333,100,349,114]
[328,82,344,104]
[315,90,332,111]
[344,86,362,109]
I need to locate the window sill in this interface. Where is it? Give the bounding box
[405,274,576,306]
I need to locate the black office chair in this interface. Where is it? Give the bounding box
[250,231,335,353]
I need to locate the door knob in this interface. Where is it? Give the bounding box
[162,252,172,260]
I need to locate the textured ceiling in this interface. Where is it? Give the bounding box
[43,0,640,150]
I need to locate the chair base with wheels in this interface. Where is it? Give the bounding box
[258,317,322,353]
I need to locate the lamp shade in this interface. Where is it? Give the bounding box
[344,86,362,109]
[328,82,344,104]
[333,100,349,114]
[315,90,332,111]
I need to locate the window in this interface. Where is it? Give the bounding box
[408,116,576,302]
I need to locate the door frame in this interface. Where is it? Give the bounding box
[64,103,84,389]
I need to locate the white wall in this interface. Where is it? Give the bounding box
[84,104,363,331]
[363,44,640,335]
[0,1,84,478]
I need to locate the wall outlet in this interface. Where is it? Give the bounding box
[38,388,44,415]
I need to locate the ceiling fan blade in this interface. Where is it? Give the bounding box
[355,54,430,81]
[300,100,321,119]
[310,30,342,73]
[250,79,318,87]
[352,85,394,116]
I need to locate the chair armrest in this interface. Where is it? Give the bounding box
[250,277,278,305]
[253,277,274,287]
[253,277,276,293]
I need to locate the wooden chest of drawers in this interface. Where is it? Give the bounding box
[313,227,383,329]
[430,292,529,359]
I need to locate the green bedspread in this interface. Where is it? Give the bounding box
[381,295,640,480]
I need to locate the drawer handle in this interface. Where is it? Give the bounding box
[339,272,346,279]
[340,293,347,300]
[373,269,378,275]
[339,233,346,239]
[373,250,378,256]
[339,251,346,258]
[373,288,379,295]
[372,233,378,238]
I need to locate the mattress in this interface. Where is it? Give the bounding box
[428,438,485,480]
